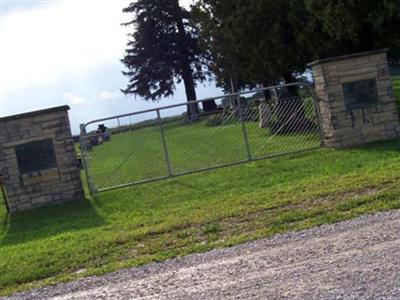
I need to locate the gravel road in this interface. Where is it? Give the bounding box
[6,209,400,300]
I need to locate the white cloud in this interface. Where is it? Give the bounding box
[0,0,131,91]
[63,90,121,105]
[0,0,195,94]
[97,90,120,101]
[62,92,87,105]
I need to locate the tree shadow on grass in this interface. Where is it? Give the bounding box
[0,199,105,247]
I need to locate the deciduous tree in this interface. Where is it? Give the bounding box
[305,0,400,60]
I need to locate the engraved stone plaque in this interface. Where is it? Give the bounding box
[15,139,57,174]
[342,78,379,111]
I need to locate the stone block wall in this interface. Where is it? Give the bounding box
[308,49,400,148]
[0,106,84,213]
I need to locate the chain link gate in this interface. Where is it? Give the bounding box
[80,83,323,195]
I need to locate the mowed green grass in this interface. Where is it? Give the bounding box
[88,120,319,190]
[0,78,399,295]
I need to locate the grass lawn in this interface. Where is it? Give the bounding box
[0,78,399,296]
[87,120,319,190]
[1,139,400,295]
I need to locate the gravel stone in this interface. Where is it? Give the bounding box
[4,209,400,300]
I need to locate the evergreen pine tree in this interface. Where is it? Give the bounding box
[121,0,217,120]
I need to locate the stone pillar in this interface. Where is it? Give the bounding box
[308,49,400,148]
[0,106,84,213]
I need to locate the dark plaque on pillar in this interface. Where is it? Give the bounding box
[308,49,400,148]
[15,139,57,174]
[342,78,379,111]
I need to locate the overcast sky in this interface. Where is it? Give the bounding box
[0,0,220,134]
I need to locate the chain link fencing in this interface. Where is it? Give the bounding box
[80,83,322,195]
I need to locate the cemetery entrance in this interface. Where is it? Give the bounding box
[80,83,322,195]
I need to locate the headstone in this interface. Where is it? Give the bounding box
[259,103,270,128]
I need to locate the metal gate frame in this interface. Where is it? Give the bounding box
[80,82,323,196]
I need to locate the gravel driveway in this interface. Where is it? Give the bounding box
[6,209,400,300]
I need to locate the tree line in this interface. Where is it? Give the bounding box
[121,0,400,118]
